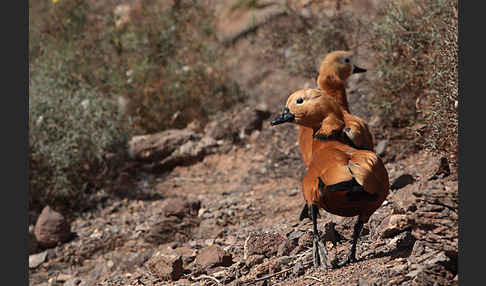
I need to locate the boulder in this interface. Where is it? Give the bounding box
[34,206,72,248]
[128,129,218,171]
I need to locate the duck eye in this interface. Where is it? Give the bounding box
[296,98,304,104]
[344,57,350,63]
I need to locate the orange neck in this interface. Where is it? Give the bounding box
[323,84,349,112]
[317,75,350,112]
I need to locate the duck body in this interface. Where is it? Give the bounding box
[303,139,389,223]
[272,88,389,268]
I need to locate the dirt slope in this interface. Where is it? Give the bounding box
[28,1,458,285]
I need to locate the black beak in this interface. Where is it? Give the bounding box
[352,65,367,74]
[271,107,295,126]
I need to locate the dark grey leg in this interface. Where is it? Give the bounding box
[311,204,327,268]
[337,218,363,268]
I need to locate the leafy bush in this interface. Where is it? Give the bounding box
[367,0,458,167]
[29,52,129,210]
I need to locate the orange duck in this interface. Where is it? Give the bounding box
[272,88,389,268]
[298,50,374,169]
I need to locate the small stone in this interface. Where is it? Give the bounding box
[195,245,233,269]
[243,232,286,259]
[29,251,47,269]
[107,260,115,269]
[245,254,265,268]
[277,239,297,256]
[146,250,183,281]
[63,278,82,286]
[297,232,313,248]
[359,278,371,286]
[322,222,343,246]
[428,157,451,180]
[292,261,305,276]
[379,214,414,238]
[163,197,201,219]
[287,230,304,241]
[175,246,197,266]
[56,273,72,282]
[375,140,389,156]
[390,174,416,190]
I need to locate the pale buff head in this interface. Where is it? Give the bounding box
[317,50,366,88]
[271,88,345,134]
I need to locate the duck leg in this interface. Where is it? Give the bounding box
[311,204,327,268]
[336,218,363,268]
[299,203,321,221]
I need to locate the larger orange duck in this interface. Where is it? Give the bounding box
[272,88,389,269]
[298,50,374,169]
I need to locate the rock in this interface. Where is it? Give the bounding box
[29,251,47,269]
[428,157,451,180]
[63,278,82,286]
[389,183,418,214]
[29,231,39,254]
[368,115,382,128]
[214,1,286,43]
[267,260,281,273]
[117,249,155,272]
[56,273,72,282]
[390,174,416,190]
[387,231,416,258]
[379,214,414,238]
[195,245,233,269]
[390,264,408,275]
[233,106,272,140]
[292,261,305,276]
[186,120,203,133]
[322,222,343,246]
[204,104,271,142]
[174,246,197,267]
[407,253,456,286]
[243,232,286,259]
[34,206,72,248]
[204,120,232,140]
[145,216,198,245]
[145,250,183,281]
[297,232,313,248]
[245,254,265,268]
[409,182,458,256]
[375,139,389,156]
[287,230,304,241]
[358,278,372,286]
[277,238,298,256]
[128,129,218,171]
[163,197,201,219]
[195,218,224,240]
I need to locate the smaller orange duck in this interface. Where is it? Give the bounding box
[298,50,374,169]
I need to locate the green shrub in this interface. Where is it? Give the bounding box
[29,0,246,209]
[367,0,458,166]
[30,0,245,135]
[29,52,129,210]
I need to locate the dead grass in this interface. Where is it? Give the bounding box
[366,0,458,167]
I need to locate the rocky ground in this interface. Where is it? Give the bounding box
[28,1,458,285]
